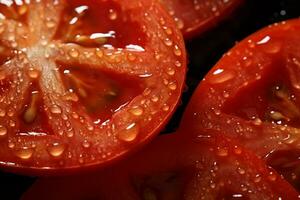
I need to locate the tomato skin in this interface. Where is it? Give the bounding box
[160,0,243,39]
[0,0,186,175]
[22,132,299,200]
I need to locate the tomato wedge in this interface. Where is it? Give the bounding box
[22,133,299,200]
[160,0,243,39]
[0,0,186,174]
[180,19,300,190]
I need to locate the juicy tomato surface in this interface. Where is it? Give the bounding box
[160,0,243,39]
[0,0,186,174]
[2,0,300,200]
[22,132,299,200]
[181,18,300,191]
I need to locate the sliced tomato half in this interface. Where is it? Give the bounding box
[160,0,243,39]
[180,19,300,190]
[0,0,186,174]
[22,133,299,200]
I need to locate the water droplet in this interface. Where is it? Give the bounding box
[151,95,159,102]
[168,81,177,90]
[95,48,103,58]
[129,106,144,116]
[174,18,184,29]
[0,109,6,117]
[209,69,235,84]
[162,104,170,112]
[233,146,242,155]
[254,174,261,183]
[268,172,277,181]
[47,142,65,157]
[173,45,182,56]
[127,53,136,61]
[46,20,56,28]
[27,68,40,79]
[175,61,182,67]
[167,67,175,76]
[108,9,118,20]
[69,48,79,58]
[15,147,34,160]
[50,105,62,114]
[164,38,173,46]
[117,123,139,142]
[82,140,90,148]
[237,167,245,175]
[217,147,228,157]
[0,125,7,136]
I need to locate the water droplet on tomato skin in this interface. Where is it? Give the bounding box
[27,68,40,79]
[268,172,277,181]
[15,147,34,160]
[47,142,65,157]
[50,105,62,114]
[129,106,144,116]
[208,68,235,84]
[68,48,79,58]
[0,125,7,136]
[108,9,118,20]
[216,147,228,157]
[173,45,182,56]
[117,123,139,142]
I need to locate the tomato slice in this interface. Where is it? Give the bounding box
[22,133,299,200]
[180,19,300,190]
[160,0,243,39]
[0,0,186,174]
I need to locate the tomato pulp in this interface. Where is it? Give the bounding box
[0,0,186,174]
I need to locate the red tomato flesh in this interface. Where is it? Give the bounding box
[0,0,186,174]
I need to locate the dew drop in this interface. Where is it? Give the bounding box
[217,147,228,157]
[69,48,79,58]
[167,67,175,76]
[47,142,65,157]
[27,68,40,79]
[95,48,103,58]
[117,123,139,142]
[50,105,62,114]
[237,167,246,175]
[82,140,90,148]
[108,9,118,20]
[164,38,173,47]
[174,18,184,29]
[173,45,182,56]
[15,147,34,160]
[129,106,144,116]
[162,104,170,112]
[127,53,136,61]
[0,125,7,136]
[168,82,177,90]
[46,20,56,28]
[0,109,6,117]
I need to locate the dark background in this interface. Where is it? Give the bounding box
[1,0,300,199]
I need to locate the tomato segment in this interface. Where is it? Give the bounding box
[180,19,300,191]
[22,133,300,200]
[0,0,186,174]
[160,0,243,38]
